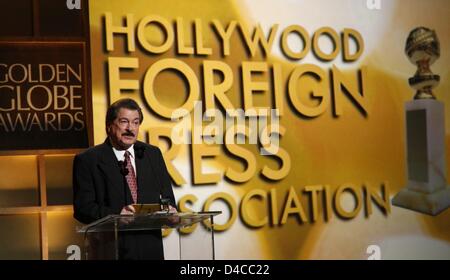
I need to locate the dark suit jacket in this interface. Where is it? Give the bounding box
[73,139,176,259]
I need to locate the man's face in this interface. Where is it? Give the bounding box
[107,108,140,150]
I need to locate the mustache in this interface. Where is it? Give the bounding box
[122,131,135,137]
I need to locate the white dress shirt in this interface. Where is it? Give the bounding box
[112,144,137,177]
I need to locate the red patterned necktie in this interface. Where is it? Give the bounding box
[124,151,138,204]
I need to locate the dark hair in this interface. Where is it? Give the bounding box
[105,98,144,125]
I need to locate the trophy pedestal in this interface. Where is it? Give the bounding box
[392,186,450,215]
[392,99,450,215]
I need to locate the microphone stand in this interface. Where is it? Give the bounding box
[118,160,130,207]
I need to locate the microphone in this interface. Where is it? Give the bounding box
[118,160,130,206]
[118,160,129,176]
[160,198,171,212]
[135,145,145,159]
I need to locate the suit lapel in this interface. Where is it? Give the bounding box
[134,143,148,203]
[97,139,130,204]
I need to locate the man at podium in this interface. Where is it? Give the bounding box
[73,98,177,259]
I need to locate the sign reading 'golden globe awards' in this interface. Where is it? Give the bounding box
[0,42,89,150]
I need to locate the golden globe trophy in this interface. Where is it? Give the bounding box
[392,27,450,215]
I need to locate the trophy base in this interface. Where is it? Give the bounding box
[392,187,450,216]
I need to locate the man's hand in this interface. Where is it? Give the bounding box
[120,204,135,215]
[168,205,178,214]
[167,205,179,224]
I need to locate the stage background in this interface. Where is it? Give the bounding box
[0,0,449,259]
[88,0,450,259]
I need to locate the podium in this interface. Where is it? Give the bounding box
[77,211,221,260]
